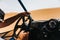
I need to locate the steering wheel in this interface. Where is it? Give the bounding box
[1,12,33,40]
[12,12,33,39]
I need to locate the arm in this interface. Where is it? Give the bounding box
[0,12,29,28]
[0,13,20,28]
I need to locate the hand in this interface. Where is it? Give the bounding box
[19,30,29,40]
[19,12,30,17]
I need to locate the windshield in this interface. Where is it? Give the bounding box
[0,0,60,13]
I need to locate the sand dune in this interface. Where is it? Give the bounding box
[30,7,60,20]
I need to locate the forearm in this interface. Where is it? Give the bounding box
[0,13,21,28]
[0,12,30,28]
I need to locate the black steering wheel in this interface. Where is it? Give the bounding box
[12,12,33,38]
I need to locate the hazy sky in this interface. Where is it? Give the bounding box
[0,0,60,13]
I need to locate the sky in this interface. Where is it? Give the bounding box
[0,0,60,13]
